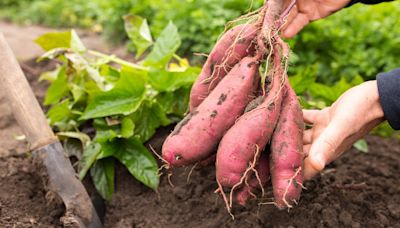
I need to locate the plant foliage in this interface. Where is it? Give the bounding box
[36,19,200,199]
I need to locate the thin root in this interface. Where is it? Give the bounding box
[244,174,257,199]
[186,163,198,183]
[149,144,170,166]
[217,180,235,219]
[259,201,278,207]
[229,144,262,208]
[299,182,307,190]
[193,52,209,58]
[281,167,302,209]
[250,164,265,197]
[167,173,175,188]
[157,164,169,175]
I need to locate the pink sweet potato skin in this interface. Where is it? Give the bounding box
[236,153,269,206]
[189,24,258,111]
[270,84,304,209]
[215,53,285,188]
[162,56,260,167]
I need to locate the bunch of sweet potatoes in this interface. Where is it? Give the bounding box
[162,0,304,211]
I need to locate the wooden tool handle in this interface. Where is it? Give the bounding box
[0,33,57,150]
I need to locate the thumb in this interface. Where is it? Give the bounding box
[304,126,343,180]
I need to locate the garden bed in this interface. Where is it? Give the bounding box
[0,60,400,227]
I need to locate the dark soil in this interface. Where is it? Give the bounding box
[0,155,64,227]
[1,59,400,227]
[104,135,400,228]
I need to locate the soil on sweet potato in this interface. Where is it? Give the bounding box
[1,59,400,227]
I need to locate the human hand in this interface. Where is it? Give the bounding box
[302,81,385,180]
[282,0,352,38]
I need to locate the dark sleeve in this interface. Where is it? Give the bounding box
[347,0,393,6]
[377,68,400,130]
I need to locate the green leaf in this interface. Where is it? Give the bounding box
[95,128,118,143]
[63,138,84,160]
[103,138,159,189]
[44,67,68,105]
[70,30,86,52]
[79,141,102,180]
[90,157,115,200]
[100,64,120,83]
[289,65,318,95]
[37,48,69,62]
[156,87,191,117]
[84,80,102,97]
[372,121,396,137]
[35,32,70,51]
[93,118,135,143]
[64,52,88,71]
[35,30,85,52]
[129,101,170,142]
[81,68,147,119]
[124,14,153,58]
[309,76,364,104]
[57,131,91,148]
[93,118,119,143]
[148,67,199,92]
[353,139,369,153]
[47,100,71,125]
[64,52,108,90]
[70,83,85,102]
[121,117,135,138]
[40,66,63,82]
[143,21,181,68]
[86,66,108,91]
[92,107,161,148]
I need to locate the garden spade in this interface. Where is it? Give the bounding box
[0,33,102,227]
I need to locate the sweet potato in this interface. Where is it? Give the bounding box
[270,83,304,209]
[162,56,260,167]
[216,50,285,189]
[189,24,258,111]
